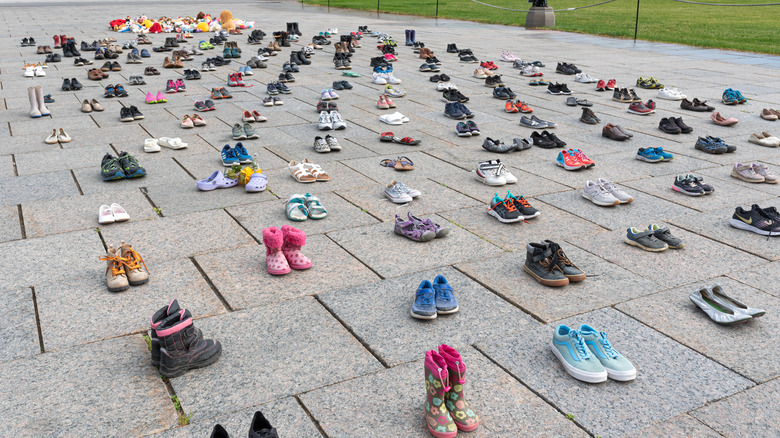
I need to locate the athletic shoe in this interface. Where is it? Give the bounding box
[695,137,728,154]
[506,192,540,219]
[582,180,619,206]
[653,147,674,161]
[555,62,576,75]
[234,142,253,163]
[752,163,778,183]
[673,117,693,133]
[730,204,780,236]
[482,137,513,153]
[475,160,506,186]
[597,178,633,203]
[707,136,735,153]
[101,153,125,180]
[605,79,616,90]
[551,325,608,383]
[456,122,471,137]
[530,131,556,148]
[684,173,714,194]
[657,87,686,100]
[533,115,556,128]
[571,149,594,167]
[432,275,458,313]
[659,117,682,134]
[556,150,584,170]
[636,147,664,162]
[221,145,239,166]
[547,83,563,95]
[579,325,636,381]
[595,80,606,91]
[411,280,437,319]
[731,162,765,183]
[487,194,522,223]
[673,174,705,196]
[520,116,546,129]
[628,102,653,115]
[648,224,685,249]
[467,120,480,135]
[625,226,669,251]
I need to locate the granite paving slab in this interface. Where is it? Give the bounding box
[169,296,384,421]
[0,336,178,436]
[300,346,588,438]
[0,287,39,363]
[477,307,754,437]
[634,414,721,438]
[696,164,780,197]
[727,262,780,297]
[263,160,379,198]
[0,169,80,207]
[691,378,780,437]
[0,204,21,243]
[144,179,277,217]
[71,157,193,196]
[14,143,112,176]
[194,237,379,310]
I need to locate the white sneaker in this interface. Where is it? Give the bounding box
[327,27,338,34]
[436,82,456,91]
[254,54,268,61]
[98,204,114,224]
[34,66,46,77]
[394,181,421,198]
[320,89,331,101]
[657,88,685,100]
[318,111,333,130]
[385,73,401,84]
[330,111,346,130]
[582,180,619,206]
[143,138,161,153]
[385,84,405,97]
[597,178,633,204]
[372,72,387,85]
[111,203,130,221]
[385,181,413,203]
[499,162,517,184]
[500,51,518,62]
[575,73,598,83]
[475,161,506,186]
[24,66,35,77]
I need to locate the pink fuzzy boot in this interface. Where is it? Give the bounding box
[281,224,312,270]
[263,227,290,275]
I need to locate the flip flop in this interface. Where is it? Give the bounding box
[577,99,593,107]
[394,136,421,145]
[528,80,541,86]
[380,132,395,142]
[379,114,403,125]
[380,159,396,167]
[394,156,414,171]
[566,97,577,106]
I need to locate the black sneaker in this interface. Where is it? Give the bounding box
[672,175,705,196]
[119,107,134,122]
[564,62,581,73]
[118,151,146,178]
[531,131,556,148]
[249,410,279,438]
[446,43,459,53]
[485,76,501,88]
[506,192,540,219]
[547,83,562,95]
[454,90,469,103]
[523,241,569,286]
[488,194,523,223]
[101,153,125,180]
[493,87,511,100]
[558,83,572,94]
[659,117,682,134]
[686,174,713,194]
[730,204,780,236]
[504,87,517,99]
[542,131,566,147]
[555,62,575,75]
[543,239,585,281]
[673,117,693,133]
[129,105,144,120]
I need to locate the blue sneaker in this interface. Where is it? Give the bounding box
[652,147,674,161]
[221,145,239,166]
[444,102,465,120]
[411,280,437,320]
[432,275,459,314]
[706,136,736,153]
[635,147,663,162]
[234,142,253,163]
[551,325,607,383]
[456,102,473,118]
[722,88,739,105]
[579,324,636,381]
[695,137,728,154]
[733,89,746,103]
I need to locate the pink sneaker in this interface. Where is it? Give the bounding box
[156,91,167,103]
[263,227,290,275]
[281,224,312,270]
[175,78,186,92]
[145,92,156,104]
[181,115,194,128]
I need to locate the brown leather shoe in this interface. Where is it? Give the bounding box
[173,57,184,68]
[163,57,174,68]
[602,124,630,141]
[100,61,112,72]
[113,45,122,54]
[44,46,53,54]
[88,69,104,80]
[615,125,633,138]
[36,46,45,54]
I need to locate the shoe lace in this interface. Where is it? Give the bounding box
[598,332,620,358]
[569,330,591,359]
[436,367,451,393]
[516,195,531,208]
[489,197,517,213]
[121,246,147,272]
[99,254,127,276]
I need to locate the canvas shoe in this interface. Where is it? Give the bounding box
[752,163,778,183]
[385,84,405,97]
[556,150,584,170]
[625,227,669,251]
[551,325,607,383]
[582,180,619,206]
[372,72,387,84]
[475,161,506,186]
[325,135,342,151]
[657,87,685,100]
[411,280,437,319]
[385,181,413,204]
[579,325,636,381]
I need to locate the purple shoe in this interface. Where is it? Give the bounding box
[245,172,267,192]
[197,170,238,191]
[408,212,449,238]
[394,215,436,242]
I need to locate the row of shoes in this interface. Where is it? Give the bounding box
[394,212,449,242]
[625,224,685,251]
[144,137,188,153]
[197,168,267,193]
[487,192,540,223]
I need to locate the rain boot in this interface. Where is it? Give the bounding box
[249,410,279,438]
[157,308,222,378]
[34,86,51,116]
[281,224,312,270]
[28,87,41,118]
[411,30,417,44]
[424,350,458,438]
[438,345,479,431]
[149,299,202,367]
[405,30,412,46]
[293,22,302,37]
[263,226,290,275]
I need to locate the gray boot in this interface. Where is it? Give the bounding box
[28,87,41,118]
[34,86,50,116]
[523,241,569,287]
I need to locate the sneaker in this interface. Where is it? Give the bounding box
[456,122,471,137]
[673,117,693,133]
[627,102,653,115]
[475,161,506,186]
[695,137,728,154]
[444,102,465,119]
[487,194,522,223]
[524,242,570,287]
[385,181,413,204]
[673,175,705,196]
[706,136,735,153]
[625,227,668,251]
[411,280,437,319]
[571,149,594,166]
[330,111,346,130]
[546,83,562,95]
[659,117,682,134]
[432,275,458,314]
[730,204,780,236]
[243,124,260,140]
[318,111,332,130]
[636,147,664,162]
[506,192,540,219]
[101,153,125,180]
[556,150,584,170]
[117,152,145,178]
[648,224,685,249]
[731,162,765,183]
[582,180,619,206]
[467,120,480,135]
[752,163,778,184]
[579,325,636,381]
[657,88,685,100]
[530,131,556,148]
[653,147,674,161]
[234,142,253,163]
[232,123,247,140]
[221,145,239,166]
[325,135,341,151]
[482,137,513,153]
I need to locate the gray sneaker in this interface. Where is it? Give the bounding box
[597,178,633,204]
[689,286,753,325]
[582,180,619,207]
[385,181,413,204]
[243,123,259,139]
[624,227,668,252]
[523,241,569,287]
[751,163,778,183]
[520,115,546,128]
[513,138,532,151]
[482,137,513,153]
[532,115,557,128]
[232,123,247,140]
[648,224,684,249]
[580,107,599,124]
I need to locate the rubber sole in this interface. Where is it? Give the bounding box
[730,218,779,236]
[672,185,705,196]
[556,160,584,171]
[635,155,663,163]
[487,208,522,223]
[730,172,765,183]
[107,284,130,292]
[582,191,619,207]
[523,264,569,287]
[410,310,437,320]
[624,237,669,252]
[159,348,223,378]
[550,342,607,383]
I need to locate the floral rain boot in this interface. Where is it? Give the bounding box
[263,226,290,275]
[439,344,479,431]
[281,224,312,270]
[424,350,457,438]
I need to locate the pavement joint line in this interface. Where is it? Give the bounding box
[294,395,331,438]
[438,213,508,251]
[11,153,18,176]
[30,286,45,354]
[69,169,84,195]
[223,207,263,246]
[88,114,100,128]
[688,414,728,438]
[159,369,191,427]
[317,294,390,369]
[668,220,773,261]
[332,190,384,222]
[17,204,26,239]
[190,256,235,313]
[171,156,197,180]
[322,231,386,280]
[471,343,596,436]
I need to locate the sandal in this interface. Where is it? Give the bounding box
[394,215,435,242]
[380,132,395,142]
[394,156,414,171]
[394,136,421,145]
[576,99,593,107]
[380,159,397,167]
[286,194,309,221]
[288,160,316,183]
[302,158,330,182]
[304,193,328,219]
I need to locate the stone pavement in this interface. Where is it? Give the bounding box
[0,0,778,437]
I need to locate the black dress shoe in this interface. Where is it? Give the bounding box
[61,78,72,91]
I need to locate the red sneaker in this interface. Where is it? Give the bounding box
[628,102,652,115]
[487,61,498,70]
[53,35,61,48]
[571,149,595,167]
[480,61,492,69]
[606,79,617,90]
[516,101,533,113]
[557,150,584,170]
[595,80,606,91]
[504,101,518,113]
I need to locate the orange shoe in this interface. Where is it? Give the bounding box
[571,149,595,167]
[516,100,533,113]
[504,100,518,113]
[556,150,585,170]
[210,88,223,99]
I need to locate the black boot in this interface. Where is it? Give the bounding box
[297,50,310,65]
[286,22,294,35]
[292,22,302,36]
[157,308,222,377]
[149,299,203,367]
[280,31,290,47]
[405,30,412,46]
[249,411,279,438]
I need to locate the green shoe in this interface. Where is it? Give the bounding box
[101,153,125,181]
[438,345,479,432]
[551,325,607,383]
[424,350,457,438]
[579,324,636,381]
[343,71,361,77]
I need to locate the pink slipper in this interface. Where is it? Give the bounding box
[263,227,290,275]
[281,224,312,270]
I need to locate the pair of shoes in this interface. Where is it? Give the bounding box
[376,94,396,109]
[520,115,556,129]
[691,284,765,325]
[625,224,684,251]
[149,300,223,378]
[556,149,594,170]
[730,204,780,236]
[472,67,494,79]
[318,111,346,130]
[499,50,520,62]
[524,240,585,286]
[197,169,266,193]
[681,98,714,111]
[242,110,267,123]
[320,89,339,100]
[289,157,330,183]
[143,137,187,152]
[695,136,735,154]
[455,121,480,137]
[263,226,312,275]
[488,191,539,223]
[211,411,278,438]
[636,147,673,162]
[748,132,780,147]
[612,87,640,103]
[145,91,168,104]
[211,87,233,99]
[100,241,149,291]
[731,162,778,183]
[332,80,352,90]
[595,79,617,91]
[394,212,447,242]
[44,128,71,144]
[104,84,128,98]
[722,88,747,105]
[128,75,146,85]
[385,180,420,204]
[555,62,580,74]
[423,346,479,436]
[266,82,290,95]
[61,78,82,90]
[657,87,686,100]
[636,76,663,89]
[442,89,468,103]
[286,193,327,220]
[194,100,217,111]
[263,96,284,106]
[474,159,516,186]
[602,124,631,141]
[552,324,636,383]
[81,99,104,113]
[492,86,517,100]
[101,152,145,180]
[98,203,129,224]
[119,106,144,122]
[672,173,714,196]
[659,117,692,133]
[232,123,259,140]
[761,108,780,121]
[484,75,505,87]
[531,131,565,148]
[165,78,186,93]
[582,178,633,206]
[227,72,249,87]
[221,143,253,165]
[411,275,457,319]
[100,60,122,71]
[444,102,473,119]
[23,65,46,77]
[505,100,533,113]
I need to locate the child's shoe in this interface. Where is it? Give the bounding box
[281,224,312,270]
[263,227,290,275]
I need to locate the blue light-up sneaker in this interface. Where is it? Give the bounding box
[432,275,458,314]
[551,325,607,383]
[579,324,637,381]
[411,280,437,320]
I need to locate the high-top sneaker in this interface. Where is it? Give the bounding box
[524,241,570,287]
[263,226,290,275]
[99,245,129,292]
[424,350,458,438]
[249,410,279,438]
[157,308,222,378]
[118,240,149,285]
[149,300,203,367]
[280,225,312,270]
[438,345,479,431]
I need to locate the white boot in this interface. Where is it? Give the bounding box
[28,87,41,118]
[34,86,50,116]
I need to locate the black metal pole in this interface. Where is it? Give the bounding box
[633,0,640,42]
[436,0,439,17]
[377,0,380,13]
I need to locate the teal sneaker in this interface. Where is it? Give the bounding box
[652,147,674,161]
[579,324,637,381]
[551,325,607,383]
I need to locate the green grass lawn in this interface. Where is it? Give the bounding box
[302,0,780,55]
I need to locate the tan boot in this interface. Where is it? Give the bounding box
[34,86,50,116]
[118,241,149,285]
[273,41,282,51]
[163,57,174,68]
[28,87,41,118]
[100,245,130,292]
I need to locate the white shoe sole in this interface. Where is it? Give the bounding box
[487,208,522,223]
[474,173,505,186]
[410,310,437,320]
[605,367,637,381]
[672,185,704,196]
[730,218,778,236]
[624,237,669,252]
[582,192,619,206]
[550,343,607,383]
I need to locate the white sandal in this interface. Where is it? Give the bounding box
[302,158,330,182]
[288,160,316,183]
[158,137,188,149]
[143,138,161,153]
